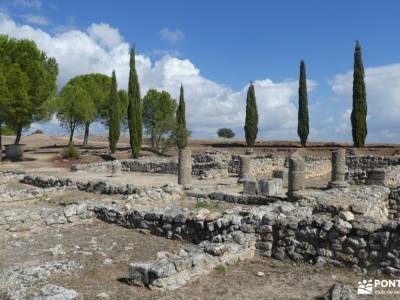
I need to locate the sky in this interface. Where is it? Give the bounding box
[1,0,400,142]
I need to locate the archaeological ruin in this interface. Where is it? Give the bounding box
[1,145,400,299]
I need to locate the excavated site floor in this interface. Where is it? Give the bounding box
[2,218,394,300]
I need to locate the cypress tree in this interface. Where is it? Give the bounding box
[351,40,367,147]
[297,60,309,147]
[108,70,120,153]
[244,82,258,147]
[127,47,143,158]
[176,85,187,149]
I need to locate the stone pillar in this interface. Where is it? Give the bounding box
[178,148,192,185]
[287,152,305,200]
[111,160,122,177]
[238,155,251,183]
[328,149,349,189]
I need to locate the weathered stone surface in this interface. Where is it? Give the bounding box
[321,283,356,300]
[111,160,122,177]
[238,155,251,183]
[262,178,282,196]
[178,148,192,185]
[37,284,80,300]
[287,152,305,199]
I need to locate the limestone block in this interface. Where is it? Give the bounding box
[258,178,283,196]
[243,178,258,195]
[128,262,151,287]
[111,160,122,177]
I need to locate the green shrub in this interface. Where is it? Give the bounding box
[214,264,227,274]
[31,129,44,135]
[62,143,80,159]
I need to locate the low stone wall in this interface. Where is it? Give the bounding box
[0,201,96,232]
[346,155,400,184]
[94,197,400,277]
[21,174,141,195]
[20,174,186,200]
[70,152,332,180]
[389,187,400,219]
[304,157,331,179]
[128,237,255,290]
[186,191,286,205]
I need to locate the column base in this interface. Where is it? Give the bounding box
[328,181,350,190]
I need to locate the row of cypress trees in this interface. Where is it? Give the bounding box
[108,47,188,157]
[244,40,367,148]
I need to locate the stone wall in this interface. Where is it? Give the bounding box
[70,152,332,179]
[346,155,400,184]
[304,157,331,179]
[128,237,255,290]
[20,174,183,198]
[94,197,400,277]
[0,201,96,232]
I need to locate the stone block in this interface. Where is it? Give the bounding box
[258,178,283,196]
[128,262,151,287]
[243,178,258,195]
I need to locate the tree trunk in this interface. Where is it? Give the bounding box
[14,123,22,145]
[83,123,90,148]
[69,126,75,145]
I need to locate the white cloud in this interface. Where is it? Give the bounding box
[160,28,185,43]
[21,13,49,25]
[12,0,41,9]
[330,64,400,141]
[88,23,122,48]
[0,12,313,139]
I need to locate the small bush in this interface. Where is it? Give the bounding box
[214,264,227,274]
[31,129,44,135]
[62,143,80,159]
[217,128,235,139]
[2,126,15,136]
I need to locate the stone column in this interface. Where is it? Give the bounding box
[287,152,305,200]
[238,155,251,183]
[178,148,192,185]
[111,160,122,177]
[328,149,349,189]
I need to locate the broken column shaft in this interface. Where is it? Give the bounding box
[178,148,192,185]
[328,149,349,189]
[287,152,305,200]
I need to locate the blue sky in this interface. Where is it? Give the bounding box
[1,0,400,142]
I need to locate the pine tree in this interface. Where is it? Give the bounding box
[351,40,367,147]
[297,60,309,147]
[244,82,258,147]
[176,85,187,149]
[127,47,143,158]
[108,70,120,153]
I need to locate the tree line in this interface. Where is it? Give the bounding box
[244,40,368,148]
[0,35,368,160]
